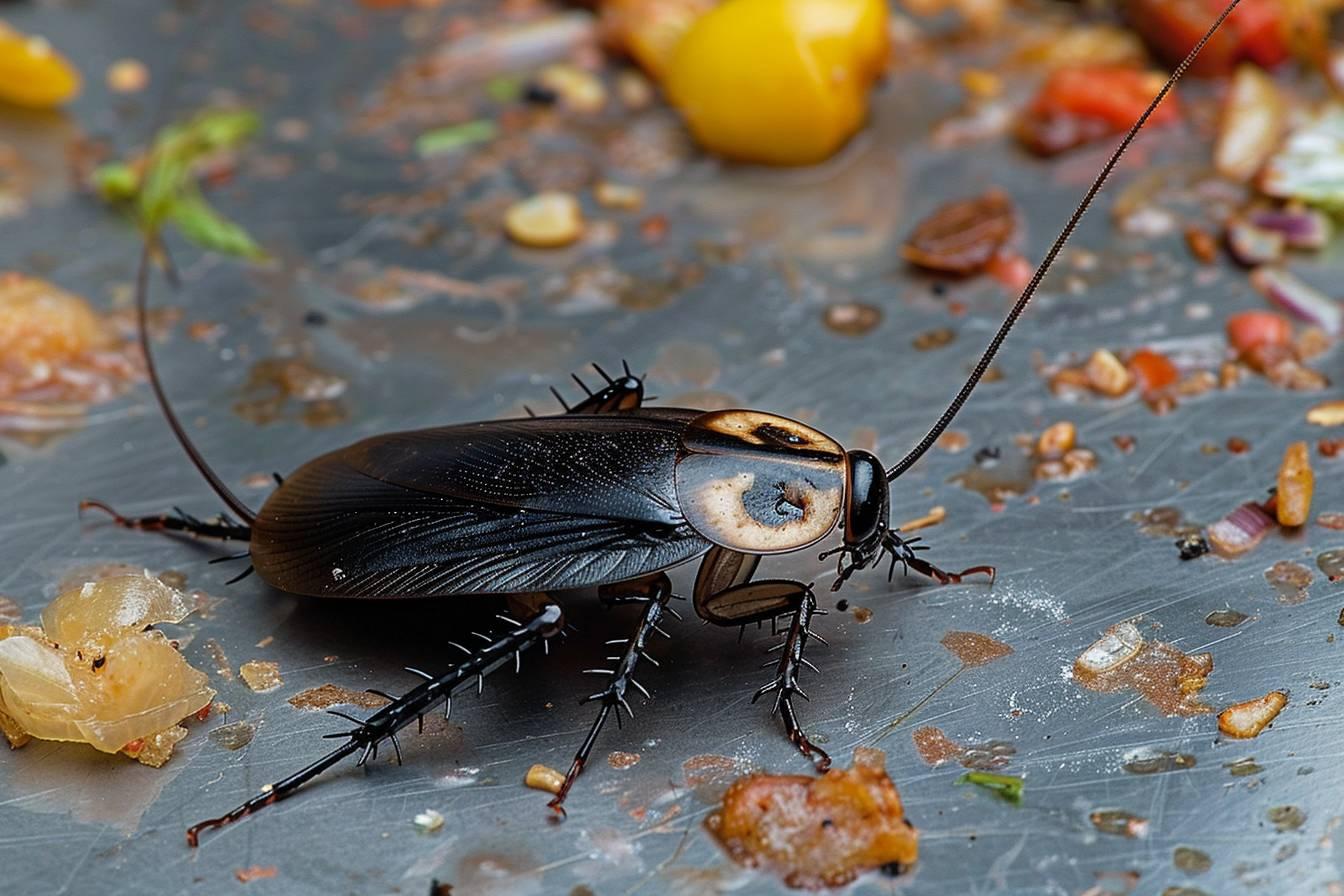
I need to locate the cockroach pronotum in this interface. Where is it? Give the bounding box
[81,0,1244,847]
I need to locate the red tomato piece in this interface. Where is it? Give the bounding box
[1127,349,1179,393]
[1226,310,1292,354]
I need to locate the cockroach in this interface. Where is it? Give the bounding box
[82,1,1243,847]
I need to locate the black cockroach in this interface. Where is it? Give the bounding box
[83,1,1241,847]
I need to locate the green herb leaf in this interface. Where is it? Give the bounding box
[956,771,1023,803]
[415,120,497,157]
[91,162,140,202]
[486,76,523,103]
[94,106,265,259]
[168,189,265,260]
[1263,105,1344,212]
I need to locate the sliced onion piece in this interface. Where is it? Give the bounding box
[1247,208,1332,250]
[1249,267,1342,336]
[1206,502,1275,557]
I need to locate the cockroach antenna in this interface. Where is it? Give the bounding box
[885,0,1244,483]
[131,242,257,526]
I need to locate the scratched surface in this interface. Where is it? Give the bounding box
[2,2,1343,894]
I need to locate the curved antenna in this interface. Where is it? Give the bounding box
[134,242,257,525]
[886,0,1243,482]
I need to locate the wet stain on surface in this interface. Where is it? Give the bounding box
[1317,548,1344,583]
[0,596,22,626]
[1131,506,1200,538]
[1267,805,1306,832]
[682,754,751,805]
[287,683,391,711]
[1122,748,1197,775]
[233,357,349,428]
[208,721,256,751]
[940,631,1013,667]
[1225,757,1264,777]
[649,341,721,389]
[1073,624,1212,717]
[1090,809,1149,838]
[912,326,955,351]
[1265,561,1313,605]
[912,726,1015,770]
[822,302,882,337]
[948,449,1034,505]
[1173,846,1212,874]
[1205,609,1250,627]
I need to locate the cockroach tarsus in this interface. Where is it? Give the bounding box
[81,0,1244,848]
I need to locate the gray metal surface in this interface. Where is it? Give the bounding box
[2,2,1342,894]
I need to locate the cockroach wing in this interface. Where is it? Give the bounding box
[250,413,712,597]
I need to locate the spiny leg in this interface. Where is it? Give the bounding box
[79,500,252,542]
[549,573,674,816]
[691,549,831,770]
[186,599,564,847]
[751,583,830,771]
[532,361,645,416]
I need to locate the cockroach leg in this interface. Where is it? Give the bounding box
[885,531,996,586]
[750,582,831,771]
[79,499,252,542]
[551,362,646,415]
[186,601,564,847]
[548,574,672,817]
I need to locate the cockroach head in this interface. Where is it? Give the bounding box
[820,450,899,591]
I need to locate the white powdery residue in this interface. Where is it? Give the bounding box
[438,767,480,788]
[983,584,1067,623]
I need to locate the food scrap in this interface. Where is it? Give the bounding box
[413,808,445,833]
[1277,441,1316,523]
[524,763,566,794]
[0,273,145,437]
[0,574,213,766]
[956,770,1023,804]
[1073,622,1212,716]
[0,23,80,108]
[663,0,890,165]
[902,190,1017,276]
[706,747,918,889]
[238,660,283,694]
[1017,66,1177,157]
[91,107,264,258]
[1218,690,1288,739]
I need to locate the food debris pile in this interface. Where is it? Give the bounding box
[706,747,918,889]
[0,574,214,767]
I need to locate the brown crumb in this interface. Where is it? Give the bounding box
[234,866,278,883]
[1183,226,1219,264]
[935,430,970,453]
[608,751,641,770]
[706,748,917,889]
[894,506,946,533]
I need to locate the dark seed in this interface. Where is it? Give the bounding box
[1176,534,1210,560]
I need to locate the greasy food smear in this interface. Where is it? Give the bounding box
[0,273,145,439]
[940,631,1013,667]
[1073,623,1212,716]
[287,683,391,711]
[0,574,214,765]
[912,726,1015,770]
[706,747,918,889]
